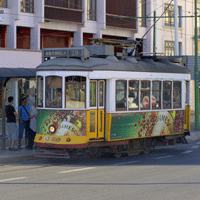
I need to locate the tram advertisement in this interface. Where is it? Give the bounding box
[37,110,87,136]
[110,110,184,140]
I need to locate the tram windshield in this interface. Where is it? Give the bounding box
[65,76,86,108]
[46,76,62,108]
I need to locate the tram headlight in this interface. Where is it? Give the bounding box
[49,125,56,133]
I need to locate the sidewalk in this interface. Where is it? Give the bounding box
[0,147,37,163]
[0,114,200,163]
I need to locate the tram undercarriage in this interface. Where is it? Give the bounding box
[35,134,188,159]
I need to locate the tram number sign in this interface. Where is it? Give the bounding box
[44,49,81,58]
[69,50,81,57]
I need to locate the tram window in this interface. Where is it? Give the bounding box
[45,76,62,108]
[116,80,127,111]
[140,81,150,110]
[128,80,139,110]
[90,81,96,107]
[99,81,104,107]
[66,76,86,108]
[163,81,172,109]
[37,76,43,107]
[173,81,181,108]
[152,81,161,109]
[185,81,189,105]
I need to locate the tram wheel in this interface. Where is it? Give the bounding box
[113,153,122,158]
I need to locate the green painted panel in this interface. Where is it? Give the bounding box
[110,111,185,140]
[37,110,87,136]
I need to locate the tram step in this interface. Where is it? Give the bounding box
[35,149,70,159]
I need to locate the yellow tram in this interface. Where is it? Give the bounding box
[34,40,191,159]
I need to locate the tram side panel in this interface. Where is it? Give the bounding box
[35,109,88,146]
[106,110,185,141]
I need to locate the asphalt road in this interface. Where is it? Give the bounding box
[1,141,200,200]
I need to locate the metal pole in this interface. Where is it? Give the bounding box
[195,0,199,127]
[174,0,178,55]
[153,11,156,56]
[2,87,6,149]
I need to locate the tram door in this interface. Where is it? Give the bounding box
[88,80,105,140]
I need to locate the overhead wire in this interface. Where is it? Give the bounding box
[141,0,174,40]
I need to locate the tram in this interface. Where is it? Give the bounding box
[34,39,191,159]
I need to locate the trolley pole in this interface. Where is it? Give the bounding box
[153,11,156,56]
[195,0,199,127]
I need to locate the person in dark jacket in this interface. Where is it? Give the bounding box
[18,97,30,149]
[6,96,18,151]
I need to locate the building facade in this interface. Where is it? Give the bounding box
[1,0,200,55]
[0,0,199,111]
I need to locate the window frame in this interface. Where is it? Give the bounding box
[116,80,127,111]
[140,80,150,110]
[20,0,34,13]
[128,80,139,110]
[90,80,97,107]
[173,81,182,108]
[65,76,86,109]
[37,76,44,108]
[139,0,147,27]
[152,81,161,109]
[45,76,63,108]
[163,81,172,109]
[87,0,96,21]
[164,4,182,28]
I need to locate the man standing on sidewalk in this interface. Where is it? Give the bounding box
[6,96,18,151]
[18,97,30,149]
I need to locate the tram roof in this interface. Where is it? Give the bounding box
[37,57,190,74]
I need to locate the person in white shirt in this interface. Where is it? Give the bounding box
[28,104,38,150]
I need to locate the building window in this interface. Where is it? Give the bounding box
[128,80,139,110]
[164,41,182,56]
[164,4,182,28]
[139,0,146,27]
[87,0,96,21]
[164,41,174,56]
[45,0,82,9]
[116,80,127,111]
[20,0,34,13]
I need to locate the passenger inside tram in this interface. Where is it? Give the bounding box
[48,88,62,107]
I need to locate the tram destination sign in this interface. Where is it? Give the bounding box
[42,47,90,62]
